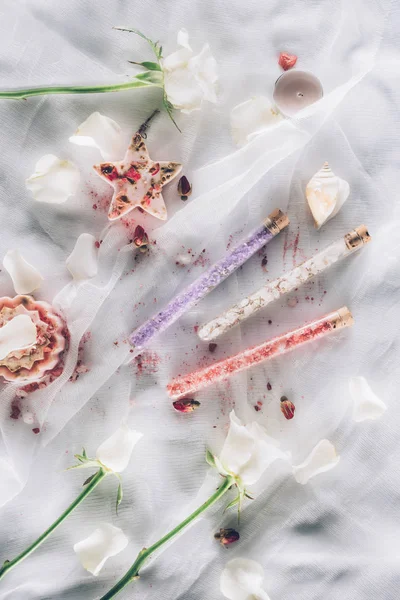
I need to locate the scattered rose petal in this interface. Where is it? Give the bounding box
[73,523,128,576]
[96,423,143,473]
[293,439,339,485]
[162,29,218,113]
[214,528,240,548]
[280,396,295,420]
[66,234,98,281]
[69,112,124,160]
[3,250,44,294]
[0,315,37,360]
[221,557,271,600]
[278,52,297,70]
[219,410,290,486]
[350,376,387,422]
[230,96,283,147]
[173,398,200,413]
[25,154,80,204]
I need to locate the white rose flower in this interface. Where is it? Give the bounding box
[215,410,290,487]
[221,558,272,600]
[74,523,128,576]
[162,29,218,113]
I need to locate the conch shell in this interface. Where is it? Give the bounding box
[306,162,350,229]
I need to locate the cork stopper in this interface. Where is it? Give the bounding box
[345,225,371,250]
[264,209,290,235]
[329,306,354,329]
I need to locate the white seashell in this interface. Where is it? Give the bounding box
[0,315,37,360]
[73,523,128,576]
[66,233,98,281]
[350,376,387,422]
[306,162,350,229]
[69,112,125,160]
[230,96,283,147]
[293,439,340,485]
[26,154,80,204]
[3,250,44,294]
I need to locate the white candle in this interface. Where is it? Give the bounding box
[273,70,323,117]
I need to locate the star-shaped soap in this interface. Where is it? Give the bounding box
[93,132,182,221]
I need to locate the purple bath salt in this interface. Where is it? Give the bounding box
[129,209,289,349]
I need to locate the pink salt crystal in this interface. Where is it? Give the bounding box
[278,52,298,71]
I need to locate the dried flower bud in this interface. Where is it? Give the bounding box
[208,343,218,353]
[214,528,240,547]
[173,398,200,413]
[278,52,298,71]
[133,225,149,251]
[280,396,295,419]
[177,175,192,201]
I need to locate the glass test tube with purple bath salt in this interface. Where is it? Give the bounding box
[129,209,289,350]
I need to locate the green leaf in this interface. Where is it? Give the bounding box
[163,95,181,133]
[206,449,216,468]
[113,27,163,60]
[66,460,101,471]
[135,71,163,85]
[116,483,123,513]
[83,473,97,486]
[224,495,240,512]
[128,60,161,71]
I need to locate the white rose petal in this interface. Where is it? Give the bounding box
[0,315,37,361]
[69,112,124,160]
[96,423,143,473]
[350,376,387,422]
[66,233,98,281]
[219,411,290,486]
[26,154,80,204]
[73,523,128,576]
[221,558,271,600]
[293,439,339,485]
[163,29,218,113]
[3,249,44,294]
[230,96,283,147]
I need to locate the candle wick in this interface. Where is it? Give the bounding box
[297,92,304,97]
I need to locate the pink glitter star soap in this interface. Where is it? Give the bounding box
[93,132,182,221]
[0,295,67,383]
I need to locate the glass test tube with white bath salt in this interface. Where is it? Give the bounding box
[198,226,370,342]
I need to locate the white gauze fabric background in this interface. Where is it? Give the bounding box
[0,0,399,599]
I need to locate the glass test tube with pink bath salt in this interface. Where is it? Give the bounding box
[167,306,354,399]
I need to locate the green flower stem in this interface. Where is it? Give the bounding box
[0,80,156,100]
[0,468,107,581]
[99,476,235,600]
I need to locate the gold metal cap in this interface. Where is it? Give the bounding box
[264,209,290,235]
[345,225,371,250]
[329,306,354,329]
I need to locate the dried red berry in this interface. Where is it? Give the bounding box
[280,396,295,419]
[278,52,298,71]
[208,343,218,353]
[173,398,201,413]
[133,225,149,251]
[214,528,240,547]
[177,175,192,201]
